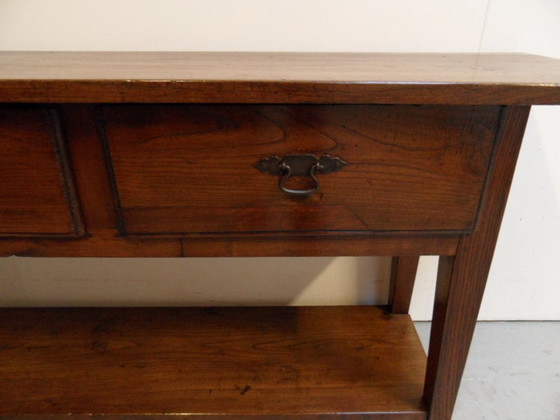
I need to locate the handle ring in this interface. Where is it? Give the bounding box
[279,162,323,196]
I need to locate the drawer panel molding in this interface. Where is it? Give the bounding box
[100,104,501,237]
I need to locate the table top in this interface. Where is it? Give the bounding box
[1,52,560,104]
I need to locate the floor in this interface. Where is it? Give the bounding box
[414,322,560,420]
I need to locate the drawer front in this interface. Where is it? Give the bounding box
[101,105,500,236]
[0,106,82,236]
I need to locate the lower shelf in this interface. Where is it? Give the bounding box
[0,306,427,419]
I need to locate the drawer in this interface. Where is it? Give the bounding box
[100,105,500,236]
[0,106,83,236]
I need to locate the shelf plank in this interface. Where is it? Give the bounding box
[0,306,427,419]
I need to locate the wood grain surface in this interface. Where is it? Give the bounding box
[389,256,420,314]
[423,106,531,420]
[0,53,553,420]
[0,106,83,236]
[102,104,500,236]
[0,306,427,419]
[0,231,459,258]
[0,52,559,104]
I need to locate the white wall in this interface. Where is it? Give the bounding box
[0,0,558,320]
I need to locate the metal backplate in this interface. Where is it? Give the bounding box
[255,154,347,176]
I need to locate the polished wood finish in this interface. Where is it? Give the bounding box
[0,106,83,236]
[0,416,424,420]
[0,233,459,258]
[0,103,463,257]
[389,256,420,314]
[1,52,559,420]
[423,107,531,420]
[102,105,498,236]
[0,306,427,420]
[0,52,560,104]
[61,105,119,233]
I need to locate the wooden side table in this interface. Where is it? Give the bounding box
[1,52,559,420]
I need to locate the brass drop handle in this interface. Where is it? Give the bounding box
[254,154,348,197]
